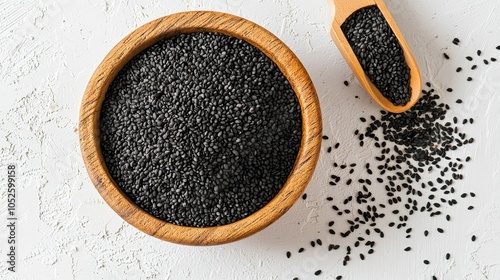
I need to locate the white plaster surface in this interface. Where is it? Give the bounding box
[0,0,499,279]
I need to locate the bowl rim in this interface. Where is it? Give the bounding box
[79,10,322,245]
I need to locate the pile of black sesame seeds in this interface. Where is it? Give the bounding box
[287,41,500,279]
[100,32,302,228]
[341,6,412,106]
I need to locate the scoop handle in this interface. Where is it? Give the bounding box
[327,0,376,24]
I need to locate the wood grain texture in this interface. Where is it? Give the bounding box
[79,11,322,246]
[327,0,422,113]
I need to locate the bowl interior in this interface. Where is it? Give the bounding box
[79,11,322,245]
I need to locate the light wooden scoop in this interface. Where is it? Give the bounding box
[327,0,421,113]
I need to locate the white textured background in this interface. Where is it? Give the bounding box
[1,0,499,279]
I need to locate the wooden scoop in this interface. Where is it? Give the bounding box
[327,0,421,113]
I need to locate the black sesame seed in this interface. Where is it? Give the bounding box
[322,135,329,140]
[484,59,489,65]
[444,53,450,59]
[456,67,462,72]
[314,270,322,276]
[286,251,291,258]
[456,99,463,103]
[298,248,305,253]
[424,260,430,265]
[298,75,477,269]
[468,206,474,210]
[466,56,473,61]
[341,6,411,106]
[447,88,453,92]
[446,253,450,260]
[471,65,477,70]
[467,77,473,81]
[472,235,476,241]
[477,50,482,56]
[100,32,302,228]
[344,81,349,86]
[302,193,307,200]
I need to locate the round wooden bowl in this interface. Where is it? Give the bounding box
[79,11,322,245]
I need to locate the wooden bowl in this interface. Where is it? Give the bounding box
[79,11,322,245]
